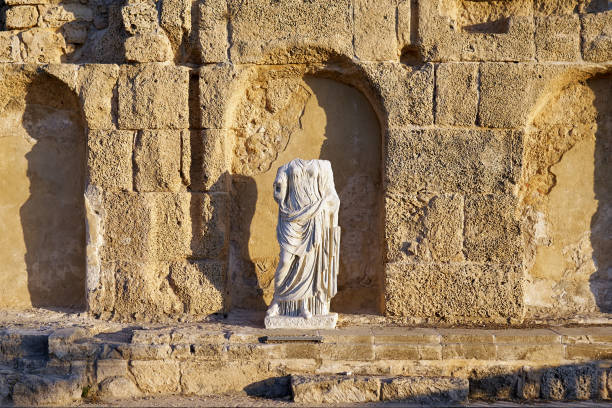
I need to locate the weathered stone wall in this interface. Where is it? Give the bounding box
[0,0,610,324]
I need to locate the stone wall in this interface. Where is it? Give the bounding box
[0,0,610,324]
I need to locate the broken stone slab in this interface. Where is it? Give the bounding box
[265,313,338,330]
[291,374,380,404]
[380,376,469,404]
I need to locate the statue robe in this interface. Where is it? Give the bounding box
[273,158,340,316]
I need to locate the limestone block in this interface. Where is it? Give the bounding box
[134,130,182,192]
[168,260,225,314]
[6,0,47,4]
[417,0,535,62]
[77,3,128,64]
[385,192,464,263]
[160,0,191,59]
[87,130,133,190]
[38,4,93,28]
[62,21,89,44]
[291,375,380,404]
[381,377,469,403]
[198,63,240,129]
[362,62,434,127]
[385,262,524,322]
[96,359,128,382]
[189,192,229,259]
[125,33,174,63]
[354,0,398,61]
[198,0,227,63]
[0,32,20,62]
[108,261,183,320]
[464,194,521,264]
[541,365,599,400]
[435,63,478,126]
[12,375,81,406]
[78,64,119,130]
[118,64,189,129]
[442,343,496,360]
[116,344,172,360]
[97,376,141,399]
[227,0,353,64]
[121,2,158,35]
[265,314,338,330]
[180,361,270,395]
[20,28,66,63]
[101,192,155,261]
[566,344,612,360]
[397,0,411,47]
[478,63,535,128]
[130,360,180,393]
[581,11,612,62]
[535,15,580,61]
[534,0,581,15]
[496,344,565,361]
[194,129,230,191]
[151,192,228,260]
[5,6,39,29]
[385,128,522,193]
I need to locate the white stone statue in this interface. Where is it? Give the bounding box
[265,158,341,329]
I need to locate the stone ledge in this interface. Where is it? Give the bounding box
[264,313,338,330]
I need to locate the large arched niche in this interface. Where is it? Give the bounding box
[0,69,87,310]
[520,71,611,319]
[229,66,385,314]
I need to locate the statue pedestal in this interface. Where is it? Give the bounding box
[264,313,338,329]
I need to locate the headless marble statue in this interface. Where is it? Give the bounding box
[264,158,341,329]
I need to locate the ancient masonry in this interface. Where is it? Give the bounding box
[0,0,611,404]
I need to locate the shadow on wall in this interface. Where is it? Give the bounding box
[590,74,612,313]
[20,74,86,309]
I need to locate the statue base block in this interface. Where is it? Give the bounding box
[264,313,338,329]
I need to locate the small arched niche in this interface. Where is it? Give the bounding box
[230,69,384,314]
[520,73,611,318]
[0,71,86,310]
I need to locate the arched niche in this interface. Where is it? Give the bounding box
[0,70,86,310]
[520,73,611,318]
[230,68,384,314]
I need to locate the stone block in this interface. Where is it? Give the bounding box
[180,361,270,395]
[291,375,380,404]
[87,130,133,190]
[118,64,189,129]
[535,15,581,61]
[227,0,353,64]
[20,28,66,63]
[397,0,411,47]
[62,21,88,44]
[168,260,225,315]
[97,376,141,399]
[5,6,39,29]
[385,192,464,263]
[198,0,227,63]
[322,343,375,361]
[385,262,524,323]
[12,374,81,406]
[6,0,47,4]
[385,128,522,193]
[134,130,183,192]
[442,344,496,360]
[581,11,612,62]
[95,359,128,382]
[435,63,478,126]
[381,377,469,403]
[534,0,581,15]
[190,192,229,259]
[0,32,20,63]
[493,329,561,344]
[125,33,174,62]
[117,344,172,360]
[541,365,599,400]
[38,4,93,28]
[497,344,565,361]
[78,64,119,130]
[198,63,239,129]
[265,314,338,330]
[374,344,420,360]
[190,129,230,192]
[159,0,191,58]
[130,360,180,393]
[464,193,521,264]
[479,62,533,128]
[566,344,612,360]
[354,0,398,61]
[372,328,440,344]
[108,261,183,320]
[363,62,434,127]
[101,192,155,261]
[461,17,536,62]
[121,2,158,35]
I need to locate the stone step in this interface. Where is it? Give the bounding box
[291,374,469,404]
[0,330,49,363]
